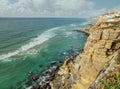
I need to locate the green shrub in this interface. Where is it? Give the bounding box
[99,72,120,89]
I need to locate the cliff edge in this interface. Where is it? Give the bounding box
[50,12,120,89]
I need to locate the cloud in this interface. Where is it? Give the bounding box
[91,5,120,17]
[87,8,107,17]
[0,0,94,17]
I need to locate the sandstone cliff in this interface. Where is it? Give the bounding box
[50,12,120,89]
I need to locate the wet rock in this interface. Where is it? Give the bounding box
[50,72,55,78]
[43,70,50,75]
[51,66,59,73]
[58,61,63,66]
[39,64,43,67]
[59,60,63,64]
[40,83,47,89]
[31,86,36,89]
[45,75,54,81]
[74,30,90,35]
[50,61,57,66]
[32,75,39,81]
[70,56,74,59]
[35,84,41,89]
[25,79,33,87]
[46,83,51,89]
[65,56,69,59]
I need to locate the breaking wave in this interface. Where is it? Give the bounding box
[0,27,61,61]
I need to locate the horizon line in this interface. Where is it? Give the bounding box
[0,16,90,19]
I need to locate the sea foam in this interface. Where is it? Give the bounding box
[0,27,61,61]
[0,22,88,61]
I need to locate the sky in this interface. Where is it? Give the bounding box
[0,0,120,17]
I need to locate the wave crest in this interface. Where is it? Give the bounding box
[0,27,61,61]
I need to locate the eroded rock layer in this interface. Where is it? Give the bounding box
[50,12,120,89]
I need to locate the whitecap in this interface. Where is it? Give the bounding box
[69,24,77,27]
[0,26,62,61]
[65,32,73,37]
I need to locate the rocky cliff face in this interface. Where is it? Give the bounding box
[50,12,120,89]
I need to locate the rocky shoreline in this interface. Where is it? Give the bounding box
[74,29,90,35]
[26,12,120,89]
[25,48,83,89]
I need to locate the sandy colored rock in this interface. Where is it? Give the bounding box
[49,12,120,89]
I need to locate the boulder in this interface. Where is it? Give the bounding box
[32,75,39,81]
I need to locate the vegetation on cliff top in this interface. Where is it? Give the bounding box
[98,70,120,89]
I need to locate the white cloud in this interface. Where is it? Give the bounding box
[0,0,95,17]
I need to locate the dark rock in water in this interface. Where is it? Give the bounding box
[74,29,90,35]
[32,75,39,81]
[59,60,63,64]
[50,72,55,78]
[41,83,51,89]
[45,75,54,81]
[43,70,50,75]
[45,76,51,81]
[50,61,57,66]
[26,48,83,89]
[70,56,74,59]
[58,61,63,66]
[49,77,54,81]
[51,66,59,71]
[9,86,14,89]
[81,49,83,52]
[46,83,51,89]
[41,83,47,89]
[39,64,43,67]
[75,51,79,55]
[31,86,36,89]
[25,80,33,87]
[35,84,41,89]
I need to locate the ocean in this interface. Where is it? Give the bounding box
[0,18,92,89]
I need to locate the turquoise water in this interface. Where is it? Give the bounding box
[0,18,91,89]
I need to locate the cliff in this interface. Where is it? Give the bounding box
[27,12,120,89]
[49,12,120,89]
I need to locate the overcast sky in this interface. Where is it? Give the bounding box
[0,0,120,17]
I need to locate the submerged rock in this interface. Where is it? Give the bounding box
[39,64,43,68]
[50,61,57,66]
[32,75,39,81]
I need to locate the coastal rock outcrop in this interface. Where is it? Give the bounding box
[26,12,120,89]
[49,12,120,89]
